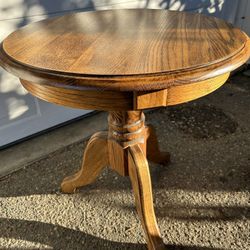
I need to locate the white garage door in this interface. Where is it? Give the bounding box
[0,0,244,148]
[0,1,94,148]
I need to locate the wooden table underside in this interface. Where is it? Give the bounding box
[20,73,229,111]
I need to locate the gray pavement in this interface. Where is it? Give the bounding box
[0,71,249,249]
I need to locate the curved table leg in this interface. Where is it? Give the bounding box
[61,131,109,193]
[146,125,170,165]
[128,144,165,250]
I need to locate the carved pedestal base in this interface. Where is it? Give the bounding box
[61,111,170,250]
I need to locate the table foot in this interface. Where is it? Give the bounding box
[128,144,165,250]
[146,125,171,165]
[61,131,109,193]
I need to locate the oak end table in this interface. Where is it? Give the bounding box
[1,9,250,250]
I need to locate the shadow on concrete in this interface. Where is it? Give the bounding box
[0,218,225,250]
[0,218,143,250]
[157,205,250,220]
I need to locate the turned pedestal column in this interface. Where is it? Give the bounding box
[61,111,170,249]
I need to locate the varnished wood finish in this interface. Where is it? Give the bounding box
[61,131,108,193]
[3,9,246,75]
[20,73,229,111]
[108,111,146,148]
[20,79,133,111]
[128,144,165,250]
[108,111,146,176]
[1,9,250,250]
[62,111,166,249]
[0,9,249,91]
[134,89,168,110]
[166,72,230,106]
[1,40,249,92]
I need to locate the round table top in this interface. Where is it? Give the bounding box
[0,9,250,91]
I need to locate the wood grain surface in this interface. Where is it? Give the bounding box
[61,112,168,249]
[61,131,108,193]
[108,111,145,175]
[1,9,249,91]
[20,73,229,111]
[128,144,165,250]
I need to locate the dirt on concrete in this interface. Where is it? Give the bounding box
[0,72,249,250]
